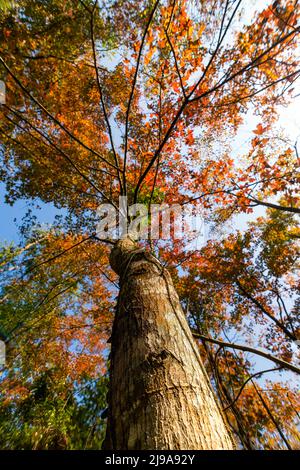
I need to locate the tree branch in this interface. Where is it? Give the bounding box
[0,56,119,171]
[222,366,282,412]
[4,106,117,208]
[252,380,293,450]
[123,0,161,193]
[247,196,300,214]
[89,1,124,193]
[192,331,300,375]
[236,280,297,341]
[164,27,186,98]
[133,19,300,203]
[25,234,95,275]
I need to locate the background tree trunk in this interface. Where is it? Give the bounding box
[103,238,235,450]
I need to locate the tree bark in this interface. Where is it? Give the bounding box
[103,238,235,450]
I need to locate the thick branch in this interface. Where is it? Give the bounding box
[248,196,300,214]
[192,331,300,375]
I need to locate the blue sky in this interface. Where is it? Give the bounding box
[0,182,64,243]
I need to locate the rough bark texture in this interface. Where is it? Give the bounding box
[103,238,235,450]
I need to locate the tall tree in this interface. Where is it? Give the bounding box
[0,0,299,449]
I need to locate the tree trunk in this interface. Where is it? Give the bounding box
[103,238,235,450]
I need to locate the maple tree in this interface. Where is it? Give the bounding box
[0,0,299,449]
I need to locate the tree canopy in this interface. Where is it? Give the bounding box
[0,0,299,449]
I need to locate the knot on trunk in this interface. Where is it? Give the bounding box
[109,237,139,275]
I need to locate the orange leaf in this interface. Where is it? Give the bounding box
[253,123,268,135]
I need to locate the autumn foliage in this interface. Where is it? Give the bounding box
[0,0,299,449]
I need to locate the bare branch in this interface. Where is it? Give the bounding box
[247,196,300,214]
[123,0,161,192]
[223,367,282,412]
[192,331,300,374]
[236,280,297,341]
[88,1,124,193]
